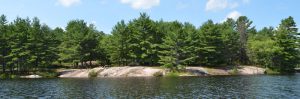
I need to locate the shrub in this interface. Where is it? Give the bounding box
[0,74,19,79]
[0,74,8,79]
[10,75,19,79]
[265,68,281,75]
[36,71,59,78]
[88,70,98,78]
[229,66,239,75]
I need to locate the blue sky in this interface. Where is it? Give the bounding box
[0,0,299,33]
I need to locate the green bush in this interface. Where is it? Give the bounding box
[0,74,19,79]
[229,66,239,75]
[0,74,8,79]
[88,70,98,78]
[36,71,59,78]
[265,68,281,75]
[10,75,19,79]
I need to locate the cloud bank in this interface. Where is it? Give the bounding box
[205,0,239,11]
[57,0,81,7]
[120,0,160,10]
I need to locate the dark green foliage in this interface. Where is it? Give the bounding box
[220,19,239,65]
[59,20,88,67]
[247,16,299,73]
[197,20,224,66]
[0,15,63,75]
[272,16,299,72]
[0,15,9,73]
[126,13,160,66]
[107,13,163,66]
[36,70,59,78]
[236,16,253,65]
[59,20,105,68]
[158,21,191,70]
[108,20,130,66]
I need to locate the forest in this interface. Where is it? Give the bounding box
[0,13,299,75]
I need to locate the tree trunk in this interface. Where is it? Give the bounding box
[2,55,5,73]
[81,61,84,68]
[2,50,5,73]
[89,60,92,67]
[2,62,5,73]
[10,64,13,74]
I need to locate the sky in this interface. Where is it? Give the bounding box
[0,0,299,33]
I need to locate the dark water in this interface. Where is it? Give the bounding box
[0,74,300,99]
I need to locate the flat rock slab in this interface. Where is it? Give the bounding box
[58,66,266,78]
[238,66,265,75]
[20,75,42,78]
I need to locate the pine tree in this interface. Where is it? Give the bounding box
[28,17,44,71]
[40,25,60,68]
[181,22,198,65]
[9,17,32,73]
[220,19,239,65]
[109,20,130,66]
[273,16,299,72]
[197,20,224,66]
[0,15,9,73]
[159,21,190,70]
[236,16,253,65]
[59,20,89,68]
[127,13,158,66]
[78,24,103,67]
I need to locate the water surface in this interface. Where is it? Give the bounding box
[0,74,300,98]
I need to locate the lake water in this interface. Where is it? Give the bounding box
[0,74,300,99]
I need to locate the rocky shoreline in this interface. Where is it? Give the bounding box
[57,66,266,78]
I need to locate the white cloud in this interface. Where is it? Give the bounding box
[57,0,81,7]
[205,0,239,11]
[120,0,160,10]
[205,0,227,11]
[222,10,241,22]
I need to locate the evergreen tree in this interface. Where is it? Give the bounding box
[273,16,299,72]
[59,20,89,68]
[159,21,190,70]
[236,16,253,65]
[220,19,239,65]
[40,25,60,68]
[9,17,32,73]
[0,15,9,73]
[127,13,158,66]
[28,17,44,71]
[110,20,130,66]
[78,24,104,67]
[197,20,224,66]
[181,22,198,65]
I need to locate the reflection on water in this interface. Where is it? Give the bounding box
[0,74,300,98]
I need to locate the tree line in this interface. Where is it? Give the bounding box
[0,13,299,74]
